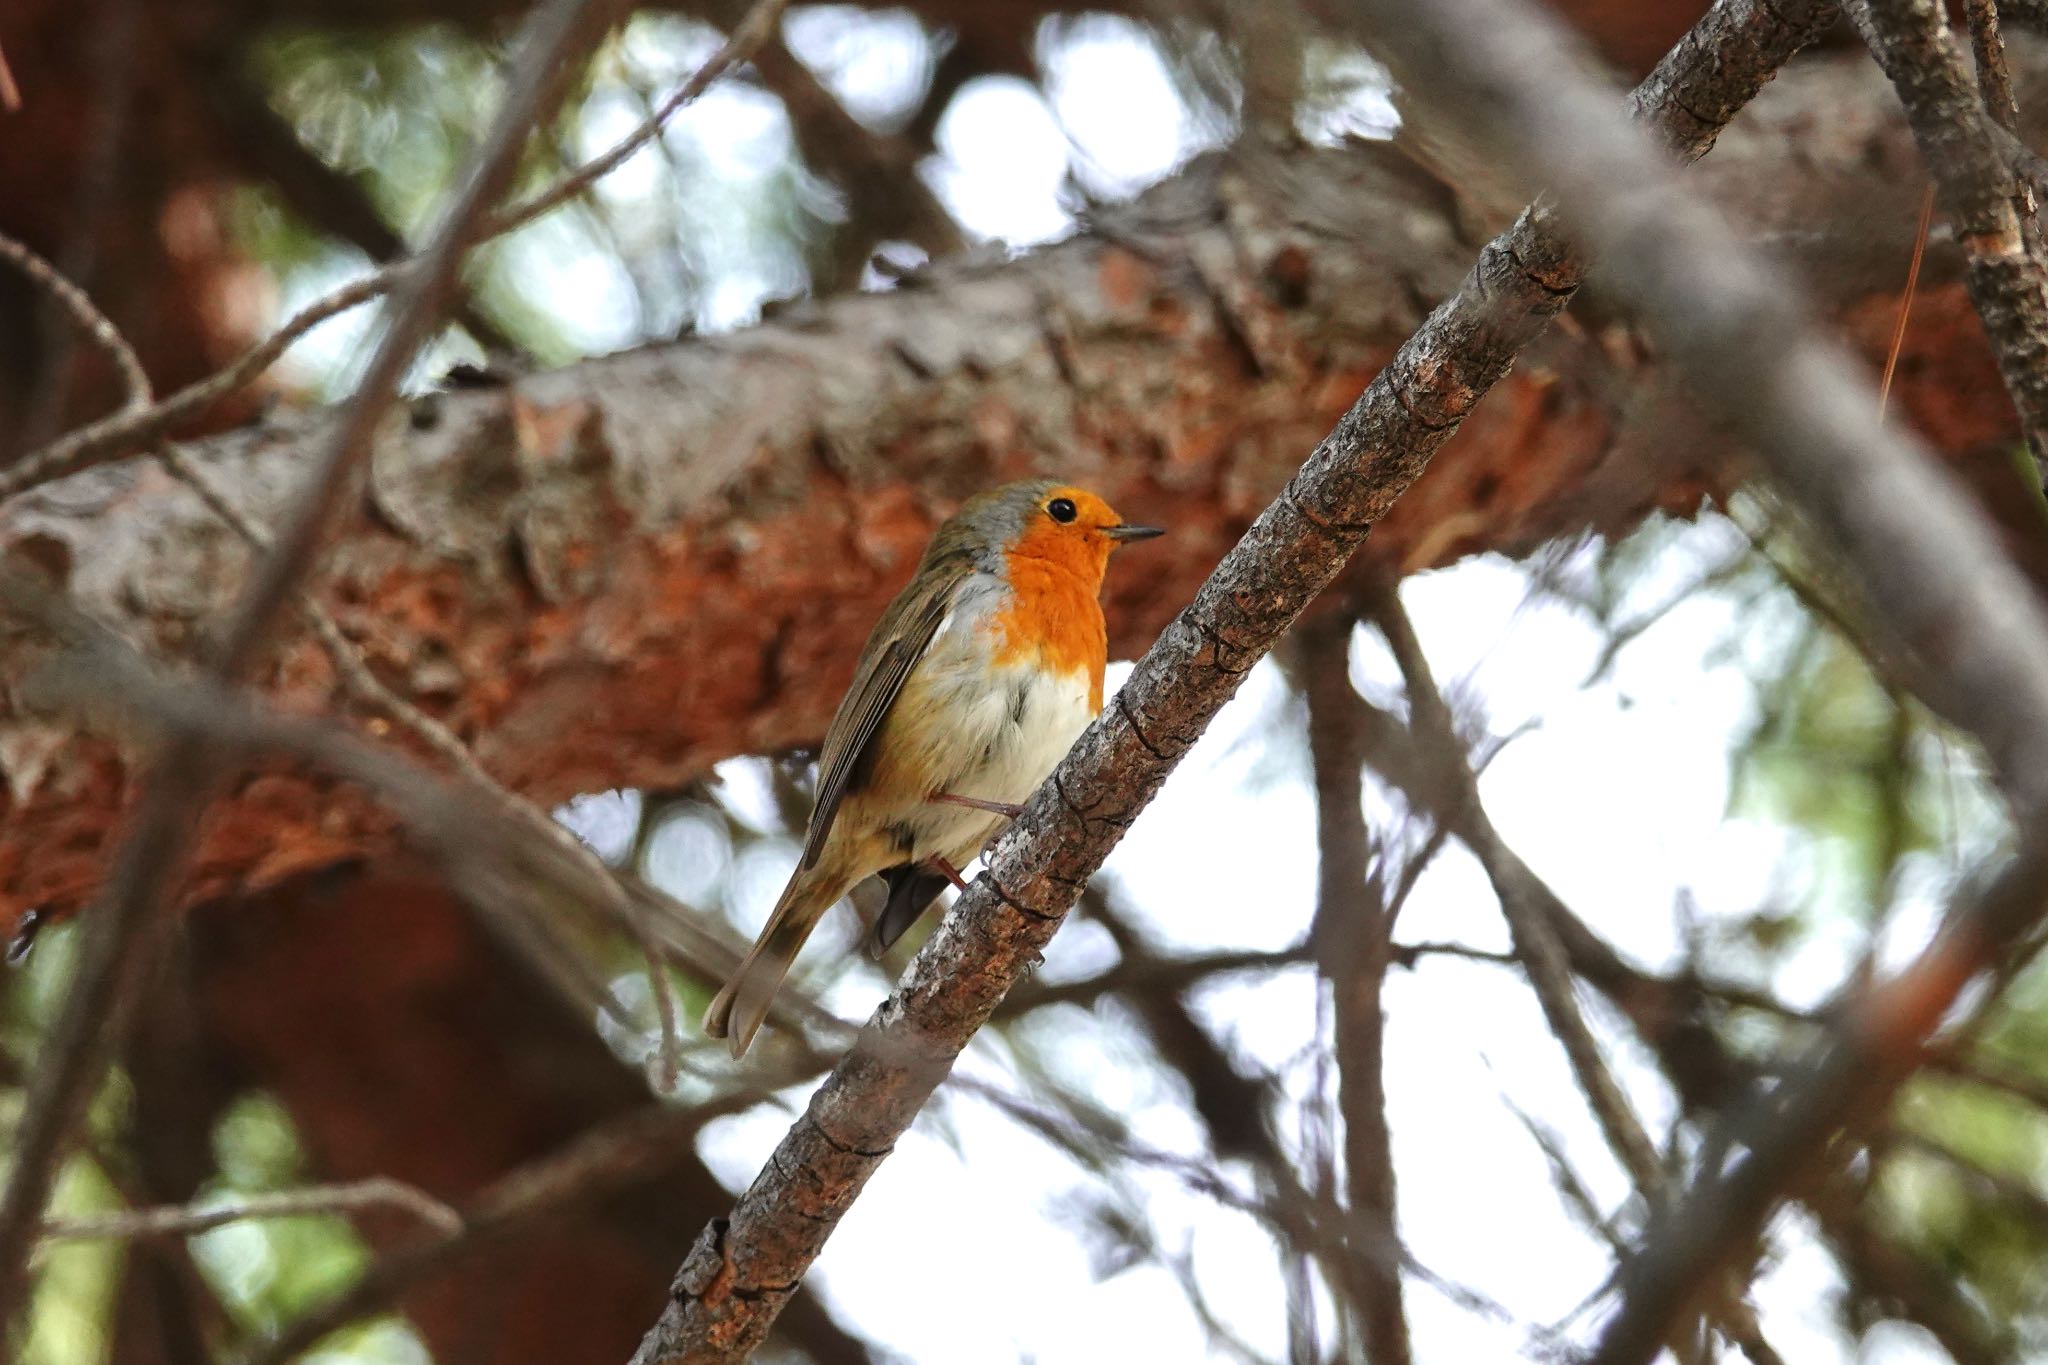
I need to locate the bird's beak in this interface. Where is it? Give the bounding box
[1104,523,1165,543]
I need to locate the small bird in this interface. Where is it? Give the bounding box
[703,479,1162,1056]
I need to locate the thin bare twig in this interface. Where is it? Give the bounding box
[0,230,150,411]
[628,909,686,1093]
[1369,583,1787,1363]
[952,1067,1548,1352]
[38,1178,463,1245]
[0,0,790,500]
[627,3,1836,1358]
[0,0,627,1328]
[1004,945,1311,1014]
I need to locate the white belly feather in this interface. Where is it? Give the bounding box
[876,573,1097,867]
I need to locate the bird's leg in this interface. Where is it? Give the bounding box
[933,792,1025,819]
[929,855,971,892]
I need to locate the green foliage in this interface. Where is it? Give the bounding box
[1879,1072,2048,1352]
[192,1094,425,1363]
[233,13,844,385]
[1732,628,1926,913]
[19,1162,118,1365]
[250,25,505,239]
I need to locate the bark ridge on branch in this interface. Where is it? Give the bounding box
[629,2,1835,1358]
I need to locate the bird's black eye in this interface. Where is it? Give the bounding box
[1047,497,1077,524]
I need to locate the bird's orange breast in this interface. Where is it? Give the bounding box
[990,531,1110,712]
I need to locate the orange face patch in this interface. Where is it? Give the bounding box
[989,486,1126,712]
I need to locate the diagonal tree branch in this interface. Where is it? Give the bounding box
[1845,0,2048,489]
[0,231,150,416]
[0,0,630,1329]
[1335,0,2048,1358]
[201,61,521,357]
[627,3,1837,1358]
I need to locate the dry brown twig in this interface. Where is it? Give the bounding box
[1962,0,2037,248]
[1877,185,1935,421]
[0,0,790,502]
[0,0,630,1328]
[0,38,20,114]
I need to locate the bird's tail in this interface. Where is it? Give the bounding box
[868,864,952,960]
[703,864,853,1058]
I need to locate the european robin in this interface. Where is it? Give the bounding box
[703,479,1162,1056]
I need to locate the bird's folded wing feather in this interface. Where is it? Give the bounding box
[800,566,962,869]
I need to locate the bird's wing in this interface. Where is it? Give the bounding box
[800,564,963,869]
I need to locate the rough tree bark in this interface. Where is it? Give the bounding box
[1,45,2033,934]
[0,0,1746,450]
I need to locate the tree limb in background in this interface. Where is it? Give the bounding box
[1080,896,1354,1353]
[13,0,141,454]
[1336,0,2048,1357]
[1342,694,1757,1114]
[746,33,966,291]
[1369,585,1668,1201]
[627,3,1835,1358]
[1845,0,2048,489]
[1296,612,1411,1365]
[0,37,1995,932]
[0,0,629,1327]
